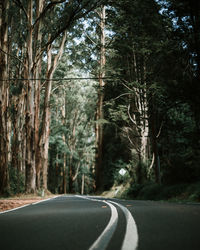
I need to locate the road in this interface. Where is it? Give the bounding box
[0,195,200,250]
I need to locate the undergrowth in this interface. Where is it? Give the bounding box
[118,182,200,202]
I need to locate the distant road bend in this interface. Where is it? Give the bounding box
[0,195,200,250]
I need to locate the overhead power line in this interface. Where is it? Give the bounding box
[0,77,117,81]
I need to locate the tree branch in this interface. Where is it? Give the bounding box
[148,153,155,177]
[34,1,104,69]
[32,0,66,28]
[127,104,139,128]
[0,48,24,64]
[84,31,98,46]
[127,134,140,153]
[47,31,67,78]
[72,163,80,182]
[156,121,163,138]
[112,92,130,101]
[121,80,133,92]
[13,0,28,19]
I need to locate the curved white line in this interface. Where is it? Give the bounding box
[76,195,118,250]
[0,204,31,215]
[0,196,60,215]
[32,196,60,205]
[109,200,139,250]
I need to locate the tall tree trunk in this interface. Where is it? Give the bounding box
[35,75,41,190]
[151,106,161,184]
[0,0,10,195]
[68,109,78,193]
[35,0,44,190]
[127,54,149,183]
[61,90,67,194]
[11,96,22,193]
[39,32,66,191]
[95,5,106,190]
[189,2,200,136]
[25,0,36,193]
[81,174,85,195]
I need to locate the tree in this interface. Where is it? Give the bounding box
[163,0,200,135]
[1,0,199,196]
[0,0,10,195]
[95,5,106,190]
[0,0,106,195]
[103,0,165,184]
[48,66,97,194]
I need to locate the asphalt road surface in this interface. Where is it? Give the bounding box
[0,195,200,250]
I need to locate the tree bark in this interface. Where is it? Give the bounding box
[150,104,161,184]
[0,0,10,195]
[61,90,67,194]
[25,0,36,193]
[35,0,44,190]
[127,53,150,182]
[39,31,66,191]
[11,96,24,192]
[95,5,106,190]
[81,174,85,195]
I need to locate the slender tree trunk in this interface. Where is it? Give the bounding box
[63,151,67,194]
[68,110,79,193]
[139,87,149,164]
[21,93,26,175]
[81,174,85,195]
[0,0,10,195]
[35,75,41,190]
[35,0,44,190]
[11,97,21,192]
[25,0,36,193]
[40,44,52,191]
[127,54,149,183]
[95,5,106,190]
[39,32,67,191]
[55,152,59,192]
[151,104,161,184]
[61,92,67,194]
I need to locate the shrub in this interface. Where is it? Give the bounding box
[9,166,25,195]
[127,184,144,198]
[160,184,188,200]
[138,183,163,200]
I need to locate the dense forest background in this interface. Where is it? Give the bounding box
[0,0,200,201]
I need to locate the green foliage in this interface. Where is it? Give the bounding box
[10,82,24,96]
[137,183,163,200]
[101,123,132,190]
[126,183,145,198]
[123,182,200,202]
[187,183,200,202]
[48,65,97,193]
[3,0,200,196]
[159,103,200,184]
[95,119,110,125]
[8,166,25,195]
[160,184,188,200]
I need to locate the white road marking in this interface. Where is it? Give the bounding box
[0,203,32,215]
[0,196,60,215]
[109,200,139,250]
[76,195,118,250]
[1,194,138,250]
[77,196,139,250]
[32,196,60,205]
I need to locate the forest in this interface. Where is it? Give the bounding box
[0,0,200,201]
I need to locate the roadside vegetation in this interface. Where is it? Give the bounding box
[116,182,200,203]
[0,1,200,202]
